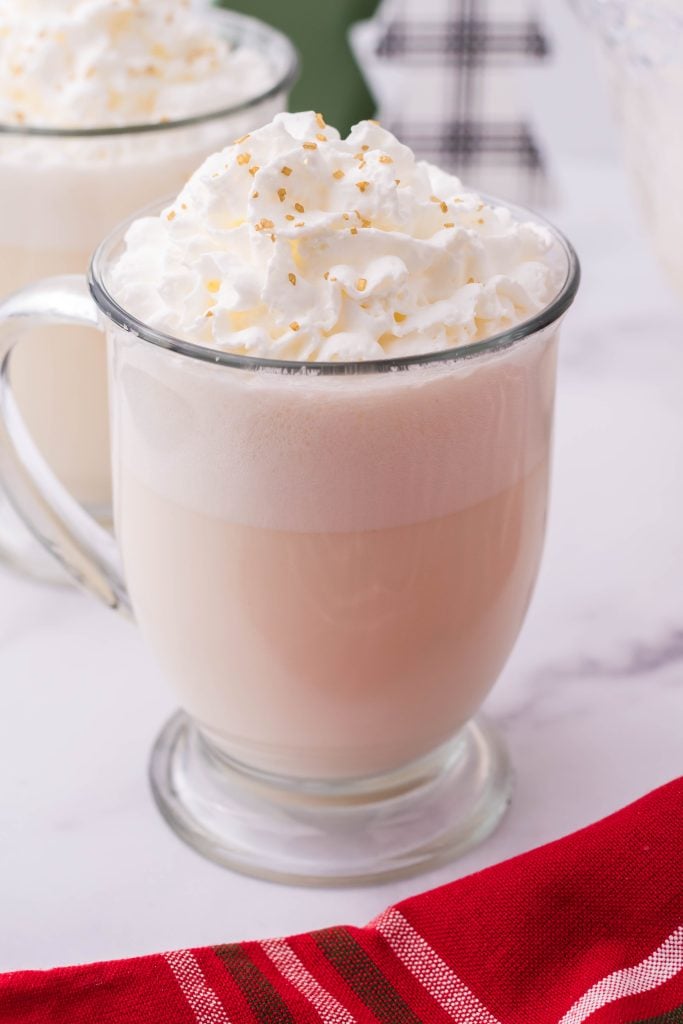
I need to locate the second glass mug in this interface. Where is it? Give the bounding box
[0,7,298,581]
[0,202,579,885]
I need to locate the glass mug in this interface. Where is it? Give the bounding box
[571,0,683,299]
[0,8,298,582]
[0,202,579,885]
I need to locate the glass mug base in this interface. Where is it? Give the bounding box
[149,711,513,886]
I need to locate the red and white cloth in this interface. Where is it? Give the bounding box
[2,778,682,1023]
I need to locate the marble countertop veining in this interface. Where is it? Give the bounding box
[1,159,682,973]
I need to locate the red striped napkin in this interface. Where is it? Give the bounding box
[2,778,682,1023]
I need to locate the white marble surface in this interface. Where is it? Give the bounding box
[1,158,683,973]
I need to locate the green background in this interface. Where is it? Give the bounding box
[219,0,380,134]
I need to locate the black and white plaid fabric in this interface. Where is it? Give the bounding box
[351,0,551,206]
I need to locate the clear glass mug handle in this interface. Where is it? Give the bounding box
[0,275,130,613]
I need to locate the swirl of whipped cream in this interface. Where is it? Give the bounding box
[0,0,275,128]
[111,111,559,361]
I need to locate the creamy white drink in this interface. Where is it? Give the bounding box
[109,112,562,780]
[0,0,295,572]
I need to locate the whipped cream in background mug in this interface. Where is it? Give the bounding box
[0,0,275,127]
[0,112,580,882]
[0,0,297,578]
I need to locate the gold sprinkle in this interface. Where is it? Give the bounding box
[288,273,297,286]
[205,309,214,318]
[281,166,292,176]
[249,165,260,176]
[256,218,274,231]
[302,142,317,150]
[368,119,380,126]
[166,210,176,221]
[233,133,250,144]
[285,214,295,221]
[356,181,370,193]
[440,202,448,214]
[271,233,277,242]
[277,188,287,202]
[478,218,484,224]
[316,133,328,142]
[356,278,367,293]
[350,227,358,235]
[443,222,455,228]
[395,179,401,186]
[361,145,369,152]
[430,195,441,204]
[295,221,305,228]
[290,321,300,332]
[324,271,330,280]
[467,277,476,284]
[379,155,393,164]
[236,152,251,165]
[343,214,351,221]
[181,203,188,210]
[315,112,326,129]
[294,202,305,213]
[252,191,260,199]
[393,311,407,323]
[332,169,345,180]
[206,280,220,293]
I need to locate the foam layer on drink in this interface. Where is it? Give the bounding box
[111,111,561,362]
[0,0,274,128]
[113,325,558,533]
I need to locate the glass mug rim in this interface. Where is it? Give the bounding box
[0,8,300,139]
[88,194,581,376]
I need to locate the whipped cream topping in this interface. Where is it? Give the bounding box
[0,0,275,128]
[111,111,560,361]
